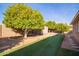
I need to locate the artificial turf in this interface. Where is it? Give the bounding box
[1,34,79,56]
[5,34,64,56]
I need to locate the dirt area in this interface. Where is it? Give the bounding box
[0,32,57,52]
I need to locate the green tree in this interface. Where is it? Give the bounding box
[56,23,70,33]
[62,24,70,32]
[46,21,56,30]
[3,3,44,38]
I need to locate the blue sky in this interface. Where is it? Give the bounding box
[0,3,79,24]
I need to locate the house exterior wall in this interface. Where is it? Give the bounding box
[0,25,22,38]
[0,25,2,38]
[72,21,79,43]
[73,22,78,33]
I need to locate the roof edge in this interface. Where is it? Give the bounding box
[71,10,79,24]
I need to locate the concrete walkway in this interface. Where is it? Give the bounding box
[61,33,79,51]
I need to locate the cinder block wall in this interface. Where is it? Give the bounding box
[1,25,22,38]
[42,26,48,35]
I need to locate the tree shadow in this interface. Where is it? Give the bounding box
[12,29,43,37]
[0,36,23,53]
[27,29,43,37]
[0,29,43,53]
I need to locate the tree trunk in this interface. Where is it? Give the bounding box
[24,29,27,38]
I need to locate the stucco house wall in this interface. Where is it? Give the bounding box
[71,11,79,43]
[72,22,79,42]
[0,25,2,38]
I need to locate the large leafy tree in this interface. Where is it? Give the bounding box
[46,21,56,30]
[3,3,44,38]
[46,20,70,33]
[56,23,70,33]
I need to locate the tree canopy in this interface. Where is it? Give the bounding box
[56,23,70,32]
[3,3,70,37]
[3,3,45,38]
[46,21,70,33]
[46,21,56,30]
[3,3,45,30]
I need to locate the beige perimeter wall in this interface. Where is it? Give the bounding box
[0,25,22,38]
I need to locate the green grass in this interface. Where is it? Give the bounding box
[1,34,79,56]
[4,34,64,56]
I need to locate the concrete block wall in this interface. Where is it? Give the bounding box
[0,25,22,38]
[42,26,48,35]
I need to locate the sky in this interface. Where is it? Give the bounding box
[0,3,79,24]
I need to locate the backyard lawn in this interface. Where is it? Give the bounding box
[0,34,79,56]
